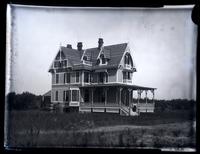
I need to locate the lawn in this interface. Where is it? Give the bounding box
[5,109,196,149]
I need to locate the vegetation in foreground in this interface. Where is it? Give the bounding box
[6,109,196,148]
[5,92,196,148]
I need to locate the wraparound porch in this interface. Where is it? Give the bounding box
[79,83,156,116]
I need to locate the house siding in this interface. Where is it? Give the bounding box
[92,73,98,83]
[117,69,123,82]
[108,69,117,82]
[52,73,55,84]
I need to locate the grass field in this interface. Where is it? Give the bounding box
[6,109,196,148]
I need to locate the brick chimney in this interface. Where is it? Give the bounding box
[77,42,83,51]
[98,38,104,49]
[66,44,72,49]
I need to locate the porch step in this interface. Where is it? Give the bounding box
[120,106,129,116]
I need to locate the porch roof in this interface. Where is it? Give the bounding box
[80,83,156,90]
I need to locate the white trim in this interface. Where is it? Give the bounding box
[116,69,119,82]
[80,49,87,61]
[96,46,104,59]
[51,101,64,103]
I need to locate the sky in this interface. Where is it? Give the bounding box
[7,5,197,100]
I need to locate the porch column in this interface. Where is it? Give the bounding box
[128,88,132,115]
[145,90,148,104]
[137,90,140,104]
[119,87,123,106]
[80,88,83,102]
[91,88,94,106]
[105,88,108,106]
[151,89,155,103]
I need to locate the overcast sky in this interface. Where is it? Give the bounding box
[7,5,197,100]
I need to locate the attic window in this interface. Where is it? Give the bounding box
[99,54,107,65]
[83,56,87,61]
[61,60,67,67]
[54,61,61,68]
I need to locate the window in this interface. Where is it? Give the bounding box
[105,73,108,82]
[84,89,90,102]
[67,73,70,83]
[83,56,87,61]
[61,60,67,67]
[84,72,89,83]
[102,57,106,64]
[100,54,106,65]
[72,90,79,102]
[56,74,59,84]
[63,91,65,101]
[63,91,70,101]
[128,72,131,80]
[99,72,104,83]
[76,72,79,83]
[123,72,131,80]
[127,56,130,65]
[54,61,61,68]
[64,73,66,83]
[55,91,58,101]
[123,72,127,80]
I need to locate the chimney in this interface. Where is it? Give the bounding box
[77,42,83,51]
[66,44,72,49]
[98,38,104,49]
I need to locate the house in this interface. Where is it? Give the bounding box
[47,38,156,116]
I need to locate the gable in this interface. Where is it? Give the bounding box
[49,42,129,72]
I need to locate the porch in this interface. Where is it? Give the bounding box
[79,83,156,116]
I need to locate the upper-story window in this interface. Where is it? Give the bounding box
[84,72,89,83]
[55,74,59,84]
[123,72,131,80]
[55,91,58,101]
[76,72,79,83]
[124,53,133,69]
[99,72,108,83]
[66,73,70,83]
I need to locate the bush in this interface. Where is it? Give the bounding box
[6,92,42,110]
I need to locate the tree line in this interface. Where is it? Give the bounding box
[6,92,196,111]
[6,92,43,110]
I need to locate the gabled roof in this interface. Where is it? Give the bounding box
[84,43,127,67]
[49,42,128,72]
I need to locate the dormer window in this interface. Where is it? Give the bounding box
[83,56,87,61]
[98,54,107,65]
[124,53,133,69]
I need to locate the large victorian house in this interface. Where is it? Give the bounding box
[47,38,156,116]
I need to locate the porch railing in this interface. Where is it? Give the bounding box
[80,102,120,107]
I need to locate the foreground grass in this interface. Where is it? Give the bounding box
[6,110,196,148]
